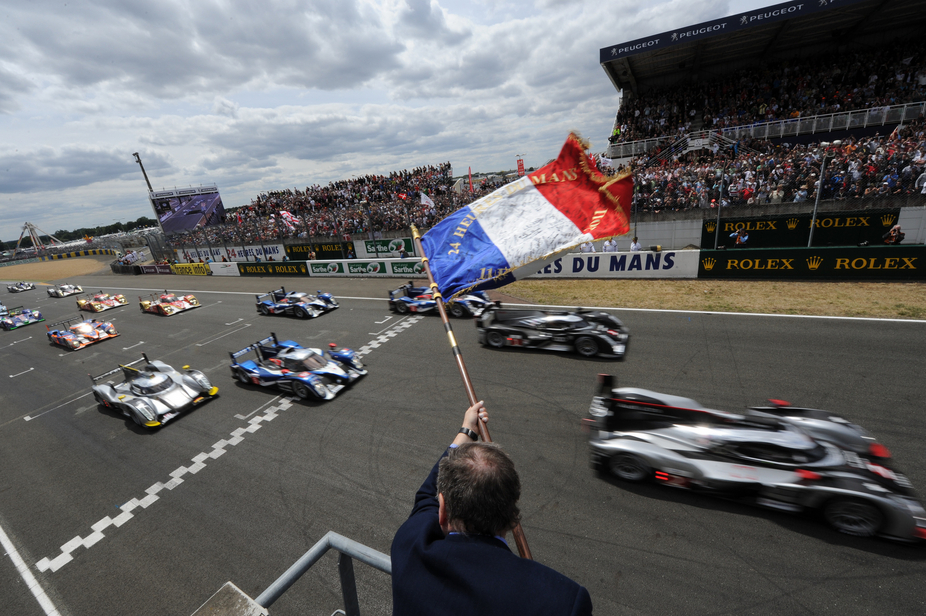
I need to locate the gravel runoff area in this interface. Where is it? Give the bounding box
[3,255,924,320]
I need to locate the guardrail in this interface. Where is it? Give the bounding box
[607,101,926,159]
[192,532,391,616]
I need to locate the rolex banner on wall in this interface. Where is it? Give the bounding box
[420,133,633,299]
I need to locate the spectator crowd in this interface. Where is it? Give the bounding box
[167,163,509,248]
[610,37,926,144]
[623,119,926,213]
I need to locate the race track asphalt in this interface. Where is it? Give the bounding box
[1,271,924,616]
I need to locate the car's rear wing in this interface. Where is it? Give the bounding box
[89,354,150,383]
[230,345,258,365]
[47,315,84,331]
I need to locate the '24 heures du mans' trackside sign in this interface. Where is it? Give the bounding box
[529,250,700,279]
[698,245,925,280]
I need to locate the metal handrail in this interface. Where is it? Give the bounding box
[607,100,926,159]
[255,531,391,614]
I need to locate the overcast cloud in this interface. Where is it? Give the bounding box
[0,0,776,241]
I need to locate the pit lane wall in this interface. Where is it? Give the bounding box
[122,245,926,281]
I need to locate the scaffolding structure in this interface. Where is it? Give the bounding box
[13,222,62,253]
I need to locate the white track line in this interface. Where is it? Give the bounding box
[0,522,62,615]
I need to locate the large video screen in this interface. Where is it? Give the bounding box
[149,185,227,236]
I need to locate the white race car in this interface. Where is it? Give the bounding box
[47,283,84,298]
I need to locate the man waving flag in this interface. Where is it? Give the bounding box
[421,133,632,299]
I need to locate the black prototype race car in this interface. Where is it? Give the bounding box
[586,374,926,542]
[476,304,629,359]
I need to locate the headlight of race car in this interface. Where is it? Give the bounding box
[131,399,158,421]
[186,370,212,391]
[351,358,364,369]
[589,397,610,417]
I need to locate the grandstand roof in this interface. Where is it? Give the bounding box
[600,0,926,97]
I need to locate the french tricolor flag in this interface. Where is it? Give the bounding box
[421,133,632,298]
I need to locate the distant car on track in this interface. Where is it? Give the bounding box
[47,283,84,298]
[388,281,491,317]
[90,353,218,428]
[7,281,36,293]
[477,305,629,358]
[230,332,366,401]
[0,306,45,330]
[255,287,338,319]
[46,316,119,350]
[139,290,200,316]
[77,291,128,312]
[586,374,926,542]
[0,301,7,317]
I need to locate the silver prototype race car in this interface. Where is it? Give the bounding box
[47,283,84,298]
[8,281,36,293]
[586,374,926,542]
[90,354,219,428]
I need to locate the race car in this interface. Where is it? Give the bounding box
[0,306,45,330]
[7,281,35,293]
[90,353,218,428]
[586,374,926,542]
[46,316,119,350]
[0,301,7,317]
[77,291,128,312]
[47,283,84,298]
[477,305,629,358]
[255,287,338,319]
[230,332,366,401]
[140,290,200,316]
[388,282,491,317]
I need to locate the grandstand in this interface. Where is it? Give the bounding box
[596,0,926,225]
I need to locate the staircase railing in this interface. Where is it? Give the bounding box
[192,532,392,616]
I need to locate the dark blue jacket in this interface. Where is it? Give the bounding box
[391,449,593,615]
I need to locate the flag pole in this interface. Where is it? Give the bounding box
[410,224,533,561]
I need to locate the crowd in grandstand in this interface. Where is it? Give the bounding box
[166,164,509,247]
[623,119,926,212]
[610,38,926,144]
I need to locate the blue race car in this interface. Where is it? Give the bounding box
[229,332,366,400]
[256,286,339,319]
[387,281,491,318]
[0,306,45,330]
[0,301,7,317]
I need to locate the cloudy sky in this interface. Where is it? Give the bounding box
[0,0,776,242]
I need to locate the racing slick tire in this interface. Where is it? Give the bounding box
[292,382,311,399]
[294,307,307,319]
[575,336,599,357]
[485,331,505,348]
[824,498,883,537]
[608,454,651,482]
[395,302,409,314]
[237,369,251,385]
[259,304,271,316]
[448,302,467,318]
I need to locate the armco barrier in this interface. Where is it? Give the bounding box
[110,263,141,275]
[698,245,926,280]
